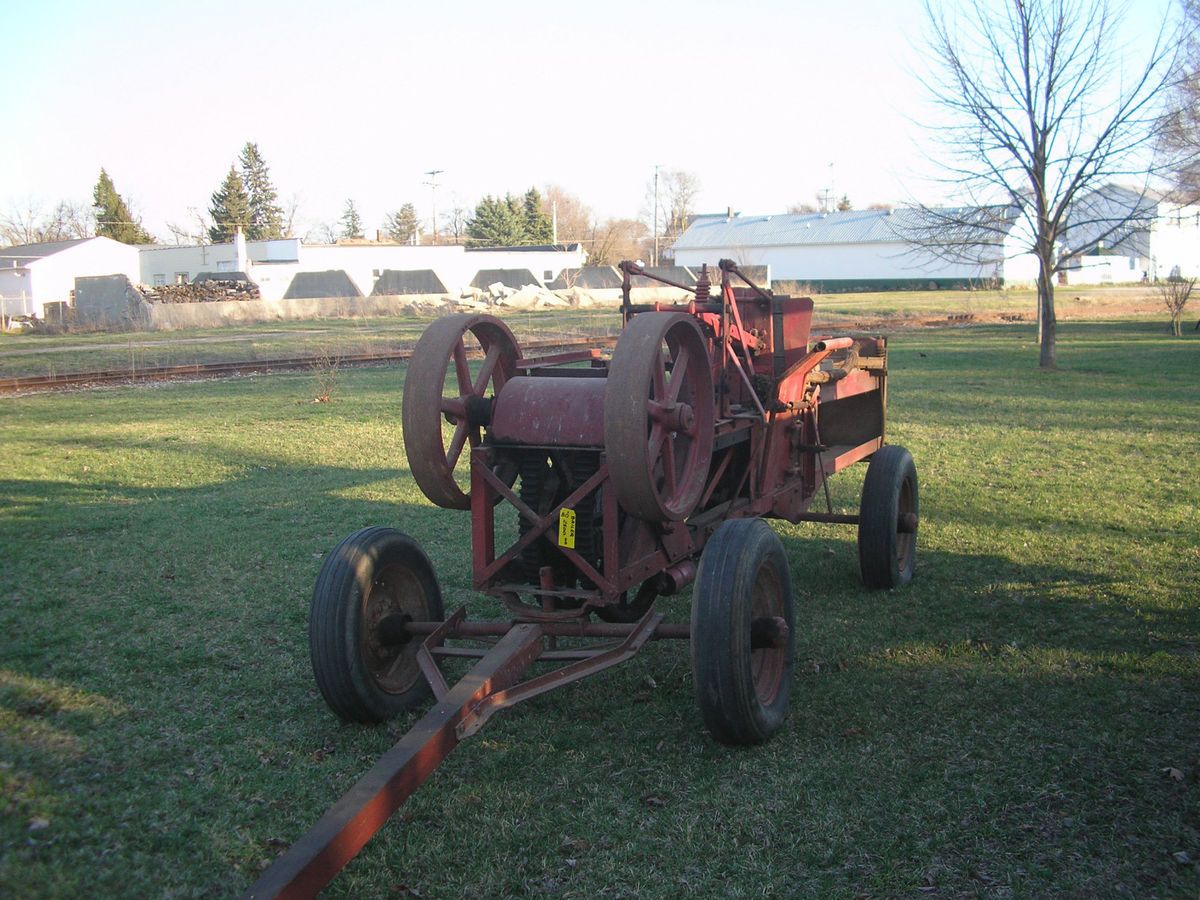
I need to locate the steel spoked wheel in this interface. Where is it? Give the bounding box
[604,313,714,522]
[857,445,919,589]
[402,314,520,509]
[691,518,796,746]
[310,527,445,723]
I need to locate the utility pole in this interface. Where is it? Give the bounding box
[423,169,444,245]
[653,164,661,267]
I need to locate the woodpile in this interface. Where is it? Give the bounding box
[140,281,260,304]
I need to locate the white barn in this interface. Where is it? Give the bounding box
[0,237,141,320]
[671,208,1039,290]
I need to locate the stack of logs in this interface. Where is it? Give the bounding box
[141,281,260,304]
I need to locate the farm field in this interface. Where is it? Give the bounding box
[0,283,1174,381]
[1,318,1197,897]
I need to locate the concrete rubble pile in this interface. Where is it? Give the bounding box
[139,281,261,304]
[464,281,575,310]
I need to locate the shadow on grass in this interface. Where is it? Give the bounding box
[1,451,1196,896]
[1,328,1197,895]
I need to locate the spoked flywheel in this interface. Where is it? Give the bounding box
[604,313,715,522]
[402,314,521,509]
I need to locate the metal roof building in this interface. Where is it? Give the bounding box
[672,208,1036,290]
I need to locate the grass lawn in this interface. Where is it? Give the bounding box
[0,310,623,380]
[0,283,1174,381]
[1,318,1197,897]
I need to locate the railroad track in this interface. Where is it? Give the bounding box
[0,336,617,395]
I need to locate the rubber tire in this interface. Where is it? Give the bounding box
[857,445,919,589]
[309,527,444,723]
[691,518,795,746]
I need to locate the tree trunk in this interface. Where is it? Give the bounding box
[1037,249,1057,369]
[1172,312,1182,337]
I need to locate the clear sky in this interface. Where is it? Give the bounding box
[0,0,1178,242]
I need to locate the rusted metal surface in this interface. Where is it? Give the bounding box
[276,255,911,896]
[491,376,607,446]
[456,608,664,738]
[402,617,690,641]
[603,313,715,522]
[245,624,544,899]
[401,314,522,510]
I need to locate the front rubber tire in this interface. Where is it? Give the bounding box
[857,445,919,589]
[309,527,444,723]
[691,518,796,746]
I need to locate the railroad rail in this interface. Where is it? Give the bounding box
[0,336,618,395]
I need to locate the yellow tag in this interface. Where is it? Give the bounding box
[558,508,577,549]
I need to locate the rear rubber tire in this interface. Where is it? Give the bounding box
[857,445,919,589]
[691,518,795,746]
[309,527,444,723]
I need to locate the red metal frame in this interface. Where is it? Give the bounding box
[246,258,891,898]
[468,259,888,619]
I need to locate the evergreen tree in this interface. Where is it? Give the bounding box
[466,194,526,247]
[340,199,364,239]
[383,203,420,243]
[92,168,154,244]
[836,195,853,212]
[522,187,553,243]
[239,142,284,240]
[208,166,252,243]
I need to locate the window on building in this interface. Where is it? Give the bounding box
[152,274,166,287]
[174,272,188,284]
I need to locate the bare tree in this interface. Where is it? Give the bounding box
[1,198,48,245]
[1,198,94,245]
[306,221,340,244]
[1157,275,1196,335]
[282,193,302,238]
[1161,0,1200,201]
[644,169,701,260]
[589,217,648,268]
[165,207,212,246]
[440,197,468,245]
[44,201,94,241]
[787,201,819,214]
[917,0,1181,368]
[541,185,593,242]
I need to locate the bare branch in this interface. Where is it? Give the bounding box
[913,0,1182,368]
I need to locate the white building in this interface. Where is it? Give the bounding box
[0,237,141,319]
[1059,185,1200,285]
[671,208,1039,290]
[138,234,586,300]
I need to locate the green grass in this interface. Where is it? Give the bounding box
[0,310,623,379]
[0,284,1175,380]
[1,319,1197,897]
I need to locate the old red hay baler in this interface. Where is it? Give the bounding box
[246,259,918,897]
